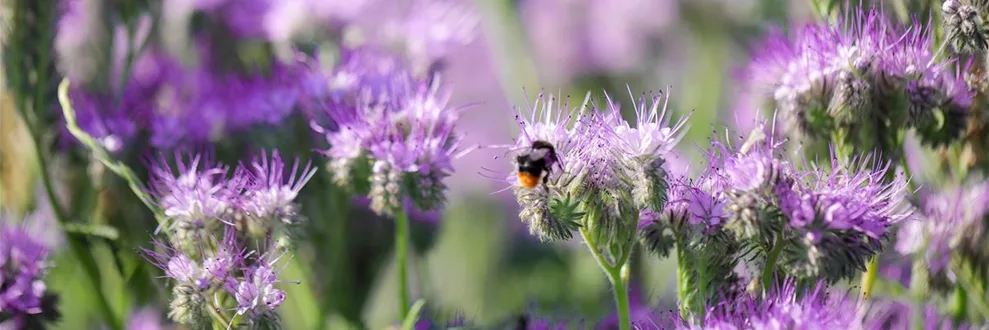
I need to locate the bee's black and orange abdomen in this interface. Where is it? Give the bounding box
[517,172,540,189]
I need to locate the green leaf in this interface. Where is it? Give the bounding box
[62,223,120,241]
[400,299,426,330]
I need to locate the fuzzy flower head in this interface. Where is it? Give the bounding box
[225,243,295,325]
[897,180,989,276]
[505,92,592,241]
[148,153,237,244]
[0,220,57,327]
[739,7,971,153]
[604,89,690,212]
[142,227,243,292]
[891,24,973,147]
[311,48,467,215]
[776,151,912,281]
[942,0,989,53]
[682,279,864,329]
[239,150,317,235]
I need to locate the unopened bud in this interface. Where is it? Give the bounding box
[369,160,404,216]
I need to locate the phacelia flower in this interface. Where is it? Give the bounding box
[142,228,243,294]
[942,0,989,53]
[239,150,317,235]
[896,179,989,280]
[311,48,468,216]
[0,219,58,329]
[865,299,977,329]
[506,93,591,241]
[890,22,973,147]
[739,6,971,154]
[680,279,864,329]
[605,90,689,213]
[776,152,912,281]
[148,153,237,245]
[127,307,170,330]
[224,243,294,327]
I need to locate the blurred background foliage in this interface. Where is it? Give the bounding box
[0,0,944,329]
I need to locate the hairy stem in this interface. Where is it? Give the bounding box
[861,256,880,300]
[762,236,785,294]
[607,265,632,330]
[675,241,691,322]
[24,85,122,330]
[579,227,631,330]
[395,208,411,321]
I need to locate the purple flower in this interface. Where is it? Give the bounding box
[127,307,168,330]
[55,0,108,83]
[239,150,317,225]
[148,153,237,233]
[865,299,976,330]
[682,279,864,329]
[225,244,292,321]
[141,227,243,291]
[736,6,969,147]
[0,219,55,327]
[308,48,468,214]
[896,180,989,273]
[805,153,912,237]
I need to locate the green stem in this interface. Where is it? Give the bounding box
[675,242,691,322]
[58,80,169,231]
[954,263,989,321]
[861,256,880,300]
[24,85,122,330]
[762,236,785,294]
[395,208,411,321]
[578,227,631,330]
[607,265,632,330]
[952,285,968,326]
[909,258,929,330]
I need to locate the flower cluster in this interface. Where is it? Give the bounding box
[896,179,989,286]
[678,279,864,329]
[773,153,912,280]
[942,0,989,53]
[308,47,468,216]
[740,7,972,151]
[148,150,315,250]
[61,49,308,151]
[0,219,59,329]
[506,91,687,242]
[143,225,293,328]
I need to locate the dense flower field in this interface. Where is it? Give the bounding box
[3,0,989,329]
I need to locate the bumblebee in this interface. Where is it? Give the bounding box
[515,140,559,189]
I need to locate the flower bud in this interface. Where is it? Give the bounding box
[167,284,210,327]
[514,186,581,241]
[828,70,873,125]
[406,168,449,211]
[369,159,404,216]
[943,1,988,52]
[630,157,670,213]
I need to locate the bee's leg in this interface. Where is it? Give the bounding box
[542,168,552,184]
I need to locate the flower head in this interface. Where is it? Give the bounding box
[240,150,317,228]
[0,220,54,324]
[896,179,989,277]
[683,279,863,329]
[309,48,468,215]
[739,6,971,152]
[148,153,237,239]
[775,151,912,281]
